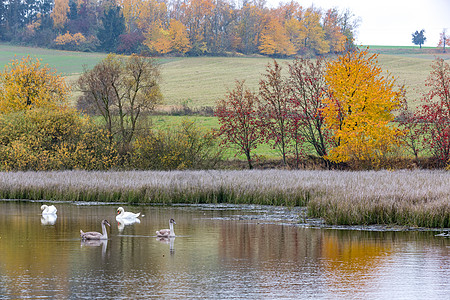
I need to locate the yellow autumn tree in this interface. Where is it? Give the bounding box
[259,17,296,56]
[144,19,191,54]
[52,0,69,30]
[322,48,404,167]
[144,21,172,54]
[169,20,191,54]
[298,7,329,54]
[0,56,69,114]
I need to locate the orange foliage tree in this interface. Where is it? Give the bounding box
[259,17,296,56]
[322,48,404,166]
[297,7,329,54]
[323,8,346,53]
[0,56,69,114]
[144,20,191,54]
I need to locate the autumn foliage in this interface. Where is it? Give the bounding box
[216,59,330,168]
[3,0,357,56]
[215,81,262,169]
[321,48,404,166]
[0,56,69,114]
[415,58,450,167]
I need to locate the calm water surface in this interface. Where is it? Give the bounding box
[0,201,449,299]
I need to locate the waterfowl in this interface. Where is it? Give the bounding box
[435,231,450,237]
[116,207,140,219]
[41,214,57,225]
[80,219,110,240]
[156,218,176,237]
[41,204,57,215]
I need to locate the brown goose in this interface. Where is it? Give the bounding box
[156,218,176,237]
[80,219,110,240]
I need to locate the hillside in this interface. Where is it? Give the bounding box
[1,44,449,109]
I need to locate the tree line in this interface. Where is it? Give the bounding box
[0,0,359,56]
[0,48,448,171]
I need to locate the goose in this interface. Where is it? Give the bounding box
[41,204,57,215]
[80,219,110,240]
[116,207,140,219]
[156,218,176,237]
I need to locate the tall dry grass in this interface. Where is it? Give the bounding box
[0,169,448,227]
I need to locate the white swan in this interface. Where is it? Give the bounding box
[41,204,57,215]
[41,214,57,225]
[116,207,140,219]
[156,218,176,237]
[435,231,449,237]
[80,219,110,240]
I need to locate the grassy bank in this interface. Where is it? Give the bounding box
[1,170,448,228]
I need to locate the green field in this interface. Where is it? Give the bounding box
[2,43,449,109]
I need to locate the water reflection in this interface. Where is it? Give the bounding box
[81,239,108,257]
[0,201,449,299]
[41,214,57,225]
[117,217,141,232]
[156,237,176,255]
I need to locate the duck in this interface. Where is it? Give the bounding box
[116,207,140,219]
[156,218,176,237]
[80,219,110,240]
[41,204,57,215]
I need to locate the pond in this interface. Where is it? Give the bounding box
[0,201,449,299]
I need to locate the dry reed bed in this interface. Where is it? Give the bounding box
[0,170,448,227]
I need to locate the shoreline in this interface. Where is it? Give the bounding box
[0,169,449,228]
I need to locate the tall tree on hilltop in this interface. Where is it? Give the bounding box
[438,28,450,53]
[411,29,426,48]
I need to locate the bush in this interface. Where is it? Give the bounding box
[132,120,222,170]
[0,108,119,170]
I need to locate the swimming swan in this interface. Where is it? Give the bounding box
[41,214,57,225]
[156,218,176,237]
[80,219,110,240]
[435,231,449,237]
[116,207,141,219]
[41,204,57,215]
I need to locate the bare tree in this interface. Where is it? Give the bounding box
[77,54,162,155]
[287,57,330,160]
